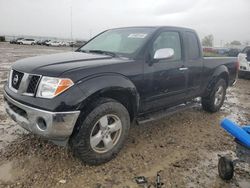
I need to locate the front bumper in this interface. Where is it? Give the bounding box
[4,92,80,141]
[239,70,250,78]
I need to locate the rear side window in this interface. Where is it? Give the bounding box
[152,31,182,61]
[186,32,200,60]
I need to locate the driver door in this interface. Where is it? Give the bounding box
[142,30,187,112]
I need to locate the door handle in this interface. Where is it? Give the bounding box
[179,67,188,71]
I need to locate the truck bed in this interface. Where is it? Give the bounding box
[203,57,238,86]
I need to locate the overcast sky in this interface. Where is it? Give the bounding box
[0,0,249,45]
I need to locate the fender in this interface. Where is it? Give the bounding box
[75,73,140,116]
[205,65,229,92]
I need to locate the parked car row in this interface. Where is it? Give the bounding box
[10,38,86,47]
[203,47,242,57]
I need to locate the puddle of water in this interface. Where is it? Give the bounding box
[222,88,249,125]
[0,161,13,182]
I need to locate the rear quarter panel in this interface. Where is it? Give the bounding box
[202,57,237,92]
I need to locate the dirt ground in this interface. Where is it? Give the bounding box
[0,42,249,188]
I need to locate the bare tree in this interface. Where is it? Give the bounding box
[202,35,214,47]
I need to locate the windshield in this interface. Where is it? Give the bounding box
[79,28,155,57]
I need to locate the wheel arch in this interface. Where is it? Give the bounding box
[76,74,140,122]
[203,65,229,96]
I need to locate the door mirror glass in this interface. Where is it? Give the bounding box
[153,48,174,60]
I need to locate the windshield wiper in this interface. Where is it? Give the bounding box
[88,50,117,57]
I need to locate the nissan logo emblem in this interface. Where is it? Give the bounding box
[13,74,19,85]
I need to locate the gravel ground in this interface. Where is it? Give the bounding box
[0,42,249,188]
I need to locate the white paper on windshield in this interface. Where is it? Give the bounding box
[128,33,147,38]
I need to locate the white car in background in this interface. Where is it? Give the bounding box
[16,38,24,44]
[48,41,63,47]
[238,46,250,78]
[61,41,70,46]
[20,39,36,45]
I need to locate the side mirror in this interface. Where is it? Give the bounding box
[153,48,174,61]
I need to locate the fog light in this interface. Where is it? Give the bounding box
[36,117,47,131]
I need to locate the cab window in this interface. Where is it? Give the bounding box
[152,31,182,61]
[186,32,200,60]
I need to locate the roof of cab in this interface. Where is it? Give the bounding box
[110,26,195,32]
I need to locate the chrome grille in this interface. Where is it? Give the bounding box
[26,75,40,94]
[9,69,41,96]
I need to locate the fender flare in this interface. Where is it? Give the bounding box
[75,73,140,116]
[206,65,229,92]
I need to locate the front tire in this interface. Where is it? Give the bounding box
[202,79,227,112]
[69,98,130,165]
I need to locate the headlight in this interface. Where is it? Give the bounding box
[36,76,74,99]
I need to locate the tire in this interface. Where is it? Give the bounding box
[69,98,130,165]
[218,156,234,180]
[202,79,227,113]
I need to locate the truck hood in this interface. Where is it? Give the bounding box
[12,52,126,77]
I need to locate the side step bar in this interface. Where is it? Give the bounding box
[136,100,200,125]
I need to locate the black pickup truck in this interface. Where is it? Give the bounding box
[4,26,238,164]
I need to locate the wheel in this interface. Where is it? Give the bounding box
[202,79,227,112]
[69,98,130,165]
[218,156,234,180]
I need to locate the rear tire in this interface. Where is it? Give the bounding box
[202,79,227,113]
[69,98,130,165]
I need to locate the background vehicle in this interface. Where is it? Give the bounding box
[226,48,241,57]
[10,38,24,44]
[16,38,25,44]
[36,40,42,45]
[238,46,250,78]
[20,38,36,45]
[37,39,51,45]
[69,40,86,48]
[4,26,238,165]
[47,41,62,47]
[44,40,51,46]
[62,41,72,46]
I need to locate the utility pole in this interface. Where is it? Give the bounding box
[89,29,92,39]
[70,2,73,50]
[70,6,73,40]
